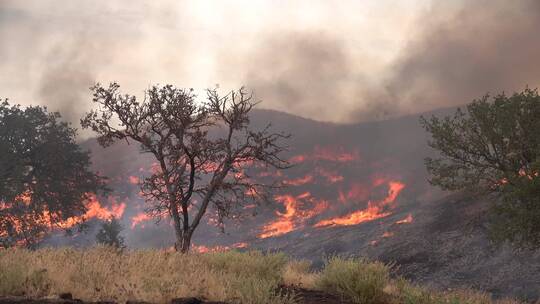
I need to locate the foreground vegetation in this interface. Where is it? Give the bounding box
[0,247,521,304]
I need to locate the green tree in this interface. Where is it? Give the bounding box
[421,88,540,248]
[82,83,290,252]
[96,216,126,249]
[0,100,107,248]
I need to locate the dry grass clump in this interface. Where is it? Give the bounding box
[282,260,317,289]
[315,256,389,304]
[311,256,520,304]
[388,279,520,304]
[0,248,523,304]
[0,246,295,304]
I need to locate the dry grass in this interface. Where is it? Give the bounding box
[0,246,295,304]
[312,257,520,304]
[282,260,318,289]
[0,247,523,304]
[315,257,390,304]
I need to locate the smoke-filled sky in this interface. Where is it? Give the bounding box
[1,0,540,126]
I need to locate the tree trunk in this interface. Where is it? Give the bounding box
[176,230,192,253]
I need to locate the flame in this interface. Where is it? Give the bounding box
[191,241,249,253]
[395,213,413,224]
[259,195,296,238]
[128,176,140,185]
[283,174,314,186]
[84,196,126,220]
[259,192,328,238]
[314,181,405,228]
[192,244,231,253]
[290,146,360,164]
[382,231,394,238]
[316,168,344,184]
[16,191,32,205]
[131,212,152,229]
[312,146,359,163]
[233,242,248,248]
[1,194,127,247]
[340,183,370,203]
[314,203,391,227]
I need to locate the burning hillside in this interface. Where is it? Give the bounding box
[4,108,540,300]
[56,109,430,252]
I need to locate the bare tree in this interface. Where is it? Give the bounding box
[82,83,290,252]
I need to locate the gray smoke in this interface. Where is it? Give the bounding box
[37,35,103,123]
[239,32,359,122]
[233,0,540,122]
[2,1,540,125]
[350,0,540,119]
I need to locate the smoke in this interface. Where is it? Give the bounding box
[237,0,540,122]
[1,0,540,126]
[238,32,360,122]
[37,35,110,123]
[349,0,540,119]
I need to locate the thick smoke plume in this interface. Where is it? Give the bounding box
[236,0,540,122]
[366,0,540,119]
[1,0,540,125]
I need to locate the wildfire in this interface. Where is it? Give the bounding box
[258,195,297,238]
[128,176,140,185]
[233,242,248,248]
[131,212,152,229]
[316,168,344,184]
[395,213,413,224]
[190,241,249,253]
[1,193,127,247]
[84,196,126,220]
[258,192,328,238]
[283,174,314,186]
[290,146,360,164]
[339,183,370,203]
[314,203,391,227]
[314,180,405,228]
[382,231,394,238]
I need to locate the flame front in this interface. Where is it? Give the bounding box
[259,192,328,238]
[314,181,405,228]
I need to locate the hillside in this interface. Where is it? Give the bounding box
[44,108,539,301]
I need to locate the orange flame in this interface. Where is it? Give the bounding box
[84,196,126,221]
[128,176,140,185]
[259,192,328,238]
[1,194,126,247]
[131,212,152,229]
[395,213,413,224]
[314,181,405,228]
[283,175,314,186]
[382,231,394,238]
[290,146,360,164]
[316,168,344,184]
[314,203,391,227]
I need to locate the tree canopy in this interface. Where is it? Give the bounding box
[0,100,106,248]
[81,83,290,252]
[421,88,540,247]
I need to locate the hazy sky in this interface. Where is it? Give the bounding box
[1,0,540,125]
